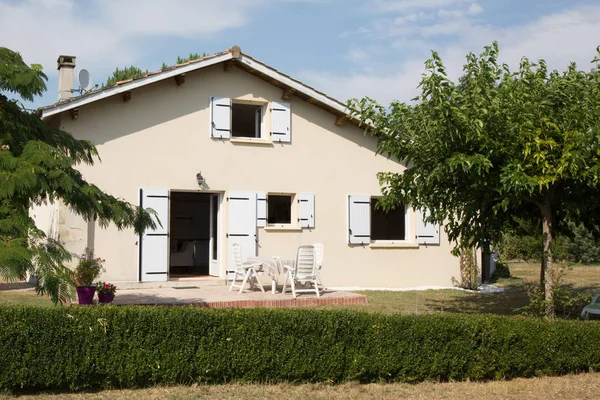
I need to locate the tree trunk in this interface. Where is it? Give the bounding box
[540,202,555,319]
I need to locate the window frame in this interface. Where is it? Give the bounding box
[230,99,267,141]
[266,192,297,228]
[369,196,411,244]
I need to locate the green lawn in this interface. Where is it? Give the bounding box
[310,262,600,317]
[1,262,599,315]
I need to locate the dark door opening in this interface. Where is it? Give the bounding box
[169,192,213,277]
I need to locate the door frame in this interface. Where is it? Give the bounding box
[167,189,224,280]
[208,193,221,277]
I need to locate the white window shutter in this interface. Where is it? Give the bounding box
[256,192,267,227]
[348,195,370,244]
[417,209,440,245]
[210,96,231,139]
[270,101,291,143]
[227,191,257,279]
[298,193,315,228]
[139,188,169,282]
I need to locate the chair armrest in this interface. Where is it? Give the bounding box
[591,293,600,304]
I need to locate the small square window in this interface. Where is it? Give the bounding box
[268,195,292,224]
[232,103,263,139]
[370,199,405,241]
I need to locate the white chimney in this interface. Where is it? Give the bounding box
[57,55,76,102]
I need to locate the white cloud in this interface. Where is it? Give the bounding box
[0,0,266,78]
[468,3,483,15]
[300,4,600,105]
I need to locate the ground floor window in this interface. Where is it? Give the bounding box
[370,198,406,241]
[268,194,292,224]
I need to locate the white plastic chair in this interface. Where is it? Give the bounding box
[228,243,264,294]
[282,245,320,298]
[581,293,600,319]
[313,243,325,289]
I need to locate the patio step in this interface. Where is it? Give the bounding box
[112,277,227,290]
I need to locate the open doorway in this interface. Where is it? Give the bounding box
[169,192,220,278]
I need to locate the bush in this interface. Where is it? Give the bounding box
[1,307,600,391]
[517,264,593,319]
[490,257,511,281]
[568,223,600,264]
[497,223,600,264]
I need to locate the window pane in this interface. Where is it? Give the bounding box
[232,103,262,138]
[371,199,405,240]
[268,195,292,224]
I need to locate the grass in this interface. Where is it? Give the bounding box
[308,262,600,317]
[3,373,600,399]
[1,262,599,315]
[0,282,54,307]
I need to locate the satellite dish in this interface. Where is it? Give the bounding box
[78,69,92,91]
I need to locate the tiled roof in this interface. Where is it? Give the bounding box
[37,47,352,124]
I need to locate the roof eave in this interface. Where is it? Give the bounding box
[40,52,234,119]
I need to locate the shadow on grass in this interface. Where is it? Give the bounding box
[420,280,600,319]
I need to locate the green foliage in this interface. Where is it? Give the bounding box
[0,48,47,101]
[498,225,598,263]
[161,52,208,70]
[491,257,511,281]
[347,42,600,316]
[568,222,600,263]
[0,47,158,305]
[73,249,105,287]
[1,307,600,391]
[96,282,116,295]
[518,265,593,319]
[176,52,207,64]
[104,66,148,87]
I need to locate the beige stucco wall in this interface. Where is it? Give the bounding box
[48,64,460,287]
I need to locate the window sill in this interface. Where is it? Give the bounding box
[230,138,273,146]
[264,226,302,232]
[369,242,419,249]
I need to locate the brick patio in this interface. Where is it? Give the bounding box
[113,285,367,308]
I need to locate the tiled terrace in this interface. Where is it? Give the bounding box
[113,285,367,308]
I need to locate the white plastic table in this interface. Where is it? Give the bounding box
[245,257,294,294]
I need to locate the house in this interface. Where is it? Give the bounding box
[35,46,460,289]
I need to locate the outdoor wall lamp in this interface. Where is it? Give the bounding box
[196,172,205,186]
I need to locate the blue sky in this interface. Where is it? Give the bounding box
[2,0,600,110]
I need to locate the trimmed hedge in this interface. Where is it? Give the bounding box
[1,306,599,390]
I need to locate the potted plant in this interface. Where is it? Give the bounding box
[73,249,105,305]
[96,282,117,304]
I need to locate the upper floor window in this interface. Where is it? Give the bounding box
[210,97,291,143]
[232,102,264,139]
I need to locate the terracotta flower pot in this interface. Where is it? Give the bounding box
[98,293,115,304]
[76,286,96,305]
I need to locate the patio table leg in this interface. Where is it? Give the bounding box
[271,278,277,294]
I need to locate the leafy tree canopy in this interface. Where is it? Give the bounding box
[348,42,600,317]
[104,65,148,87]
[0,47,156,304]
[105,52,208,86]
[161,52,208,70]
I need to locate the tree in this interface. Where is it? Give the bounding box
[104,65,148,87]
[347,42,600,318]
[0,47,157,304]
[161,52,208,70]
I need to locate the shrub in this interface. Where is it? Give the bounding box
[490,257,511,281]
[1,307,600,391]
[568,222,600,264]
[518,265,593,319]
